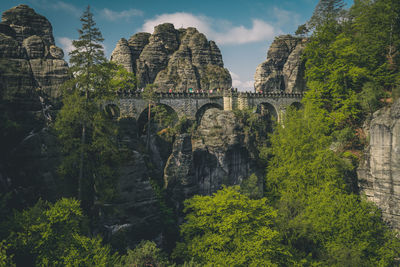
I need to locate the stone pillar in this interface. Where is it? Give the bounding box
[238,93,248,110]
[278,106,286,123]
[223,90,232,111]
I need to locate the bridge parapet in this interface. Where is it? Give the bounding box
[116,90,224,99]
[114,89,303,122]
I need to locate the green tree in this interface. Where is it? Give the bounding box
[350,0,400,91]
[359,82,383,117]
[240,173,263,199]
[119,240,169,267]
[308,0,346,30]
[265,105,351,202]
[287,183,400,265]
[295,23,309,36]
[265,103,400,265]
[0,240,15,267]
[55,6,120,215]
[110,65,137,91]
[4,198,119,266]
[174,186,291,266]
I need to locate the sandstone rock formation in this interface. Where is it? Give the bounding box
[164,108,254,212]
[111,23,231,91]
[358,101,400,230]
[254,35,307,93]
[0,4,69,103]
[0,5,69,202]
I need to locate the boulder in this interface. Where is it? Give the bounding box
[49,45,64,59]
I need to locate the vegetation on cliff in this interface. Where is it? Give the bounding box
[1,0,400,266]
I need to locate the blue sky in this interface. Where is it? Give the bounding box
[1,0,354,90]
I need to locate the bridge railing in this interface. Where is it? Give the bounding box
[116,90,303,99]
[116,90,225,98]
[237,91,303,98]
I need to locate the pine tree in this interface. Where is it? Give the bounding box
[308,0,346,29]
[55,6,120,217]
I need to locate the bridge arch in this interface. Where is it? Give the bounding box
[137,103,178,136]
[196,103,223,123]
[257,102,278,121]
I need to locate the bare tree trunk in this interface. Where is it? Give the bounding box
[147,102,151,150]
[78,122,86,201]
[79,89,89,202]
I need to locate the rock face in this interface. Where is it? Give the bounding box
[254,35,307,93]
[106,118,162,245]
[111,23,231,91]
[358,101,400,230]
[164,109,253,212]
[0,4,69,102]
[0,5,69,203]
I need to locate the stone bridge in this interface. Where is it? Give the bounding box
[112,90,303,122]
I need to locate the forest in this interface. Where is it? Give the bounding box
[1,0,400,266]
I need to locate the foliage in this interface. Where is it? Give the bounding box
[55,6,121,215]
[308,0,346,30]
[359,82,384,116]
[110,65,137,91]
[240,173,263,199]
[69,6,106,79]
[174,186,292,266]
[119,240,169,267]
[153,105,178,129]
[4,198,119,266]
[303,0,400,129]
[291,184,400,266]
[265,106,350,202]
[233,107,273,163]
[264,102,400,264]
[142,83,159,104]
[295,24,309,36]
[0,240,15,267]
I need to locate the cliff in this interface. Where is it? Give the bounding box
[164,108,261,215]
[0,4,69,101]
[358,101,400,230]
[254,35,307,93]
[0,5,69,203]
[111,23,232,91]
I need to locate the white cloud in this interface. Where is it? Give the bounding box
[29,0,81,16]
[271,7,301,29]
[57,37,74,54]
[215,19,275,45]
[140,13,277,46]
[51,1,81,16]
[100,8,143,21]
[230,72,254,92]
[141,12,209,34]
